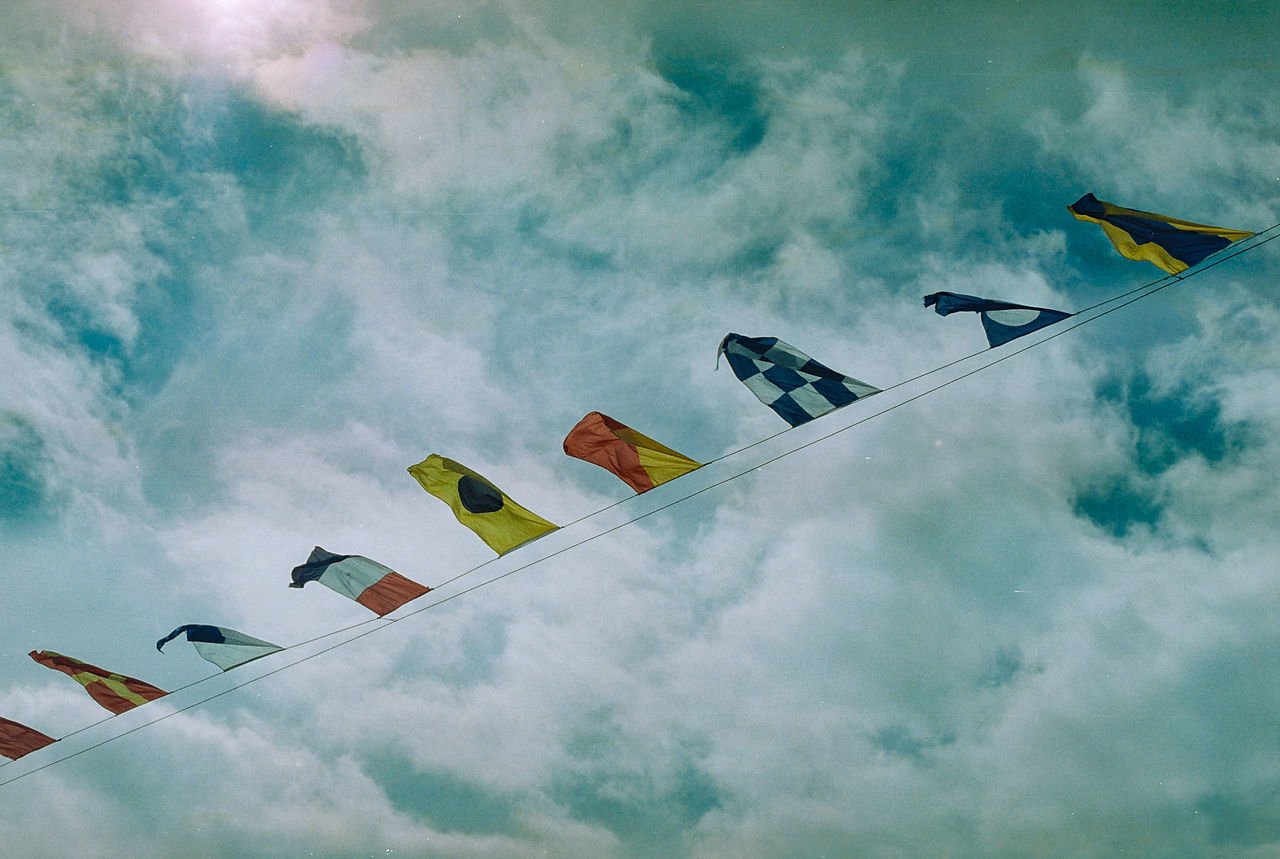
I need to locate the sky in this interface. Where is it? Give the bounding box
[2,0,1279,855]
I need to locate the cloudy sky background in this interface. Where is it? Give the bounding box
[2,0,1279,855]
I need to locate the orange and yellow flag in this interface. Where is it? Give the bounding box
[563,412,701,493]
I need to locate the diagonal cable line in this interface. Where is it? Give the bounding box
[3,226,1276,785]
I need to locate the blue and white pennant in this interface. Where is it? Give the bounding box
[156,625,284,671]
[924,292,1072,348]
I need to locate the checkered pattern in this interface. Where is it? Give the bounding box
[718,334,880,427]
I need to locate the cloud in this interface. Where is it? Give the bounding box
[56,0,369,72]
[3,2,1280,856]
[1031,58,1280,223]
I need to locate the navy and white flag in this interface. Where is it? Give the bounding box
[717,334,880,427]
[156,625,284,671]
[923,292,1072,348]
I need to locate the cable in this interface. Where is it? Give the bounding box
[425,221,1280,598]
[3,227,1276,785]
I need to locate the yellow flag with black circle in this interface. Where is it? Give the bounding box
[408,454,558,555]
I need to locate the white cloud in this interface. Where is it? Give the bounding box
[1031,58,1280,224]
[67,0,369,74]
[3,2,1280,856]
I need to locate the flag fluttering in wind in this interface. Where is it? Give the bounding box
[0,717,56,760]
[1067,193,1254,274]
[28,651,167,715]
[156,625,284,671]
[563,412,702,493]
[289,547,430,616]
[923,292,1072,347]
[717,333,879,427]
[408,455,559,555]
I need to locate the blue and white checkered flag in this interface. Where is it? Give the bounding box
[717,334,880,427]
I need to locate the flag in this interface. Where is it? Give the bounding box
[407,455,558,555]
[1068,193,1254,274]
[289,547,430,616]
[563,412,702,493]
[28,651,167,715]
[156,625,284,671]
[923,292,1072,347]
[0,717,56,761]
[716,333,879,427]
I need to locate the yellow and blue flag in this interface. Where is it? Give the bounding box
[1068,193,1253,274]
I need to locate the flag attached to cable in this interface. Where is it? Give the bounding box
[717,333,879,427]
[28,651,167,715]
[156,625,284,671]
[563,412,702,493]
[289,547,430,616]
[1067,193,1254,274]
[408,455,558,555]
[923,292,1072,347]
[0,717,56,760]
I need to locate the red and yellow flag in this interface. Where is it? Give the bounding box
[563,412,702,494]
[0,716,56,760]
[29,651,167,715]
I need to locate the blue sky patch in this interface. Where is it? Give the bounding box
[1195,789,1280,848]
[1072,475,1162,539]
[553,763,722,851]
[872,725,956,761]
[0,413,50,519]
[652,42,768,156]
[368,757,517,836]
[1097,371,1249,474]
